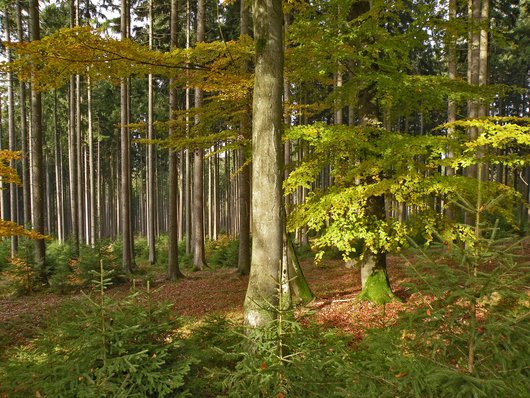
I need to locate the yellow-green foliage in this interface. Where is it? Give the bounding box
[0,151,47,241]
[285,117,530,259]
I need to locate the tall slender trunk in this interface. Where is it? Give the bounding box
[467,0,481,179]
[185,0,192,255]
[193,0,207,270]
[478,0,489,118]
[96,139,101,240]
[446,0,457,220]
[76,76,84,243]
[237,0,251,275]
[16,0,30,227]
[5,9,18,255]
[29,0,46,278]
[147,0,156,265]
[121,0,134,271]
[87,77,95,245]
[53,90,64,242]
[68,0,79,256]
[167,0,183,280]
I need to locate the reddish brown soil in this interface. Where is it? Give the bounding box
[0,257,415,350]
[3,239,528,350]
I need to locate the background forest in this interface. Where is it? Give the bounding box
[0,0,529,396]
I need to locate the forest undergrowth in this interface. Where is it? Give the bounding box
[0,237,529,397]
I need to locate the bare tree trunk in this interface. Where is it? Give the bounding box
[147,0,156,264]
[445,0,457,220]
[478,0,489,118]
[29,0,46,278]
[68,0,79,256]
[5,9,18,255]
[185,0,192,255]
[167,0,184,280]
[244,0,285,327]
[121,0,134,272]
[466,0,481,179]
[237,0,252,275]
[53,90,64,242]
[87,77,95,246]
[97,139,101,240]
[192,0,207,270]
[16,0,31,228]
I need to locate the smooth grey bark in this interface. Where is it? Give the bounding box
[167,0,184,280]
[243,0,285,327]
[192,0,207,271]
[29,0,46,278]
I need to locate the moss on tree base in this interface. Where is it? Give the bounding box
[358,269,395,305]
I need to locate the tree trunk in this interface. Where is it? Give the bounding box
[358,88,394,304]
[167,0,184,280]
[68,0,79,257]
[185,0,192,255]
[87,77,95,246]
[16,0,31,228]
[53,90,64,243]
[243,0,285,327]
[446,0,457,220]
[5,9,18,255]
[121,0,134,272]
[466,0,481,179]
[192,0,207,271]
[29,0,46,278]
[147,0,156,265]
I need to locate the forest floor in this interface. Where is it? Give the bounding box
[3,237,529,353]
[0,254,424,352]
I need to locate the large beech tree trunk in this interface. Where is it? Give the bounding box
[243,0,286,327]
[357,87,394,305]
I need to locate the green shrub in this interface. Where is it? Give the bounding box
[1,267,193,397]
[177,239,193,268]
[133,236,149,263]
[0,239,11,271]
[206,235,239,268]
[47,241,74,293]
[0,238,36,296]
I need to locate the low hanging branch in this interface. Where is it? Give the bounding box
[0,150,48,240]
[2,26,254,96]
